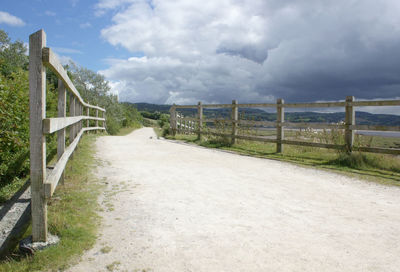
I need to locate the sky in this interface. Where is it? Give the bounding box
[1,0,400,113]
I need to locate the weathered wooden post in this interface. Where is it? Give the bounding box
[95,106,99,132]
[231,100,238,145]
[102,110,106,129]
[29,29,48,242]
[345,96,355,153]
[178,113,182,134]
[198,101,203,140]
[77,103,81,133]
[169,105,177,136]
[80,104,83,132]
[69,94,75,158]
[57,79,66,185]
[75,100,79,138]
[86,107,89,128]
[276,98,285,153]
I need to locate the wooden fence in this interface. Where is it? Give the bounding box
[29,30,106,242]
[169,97,400,155]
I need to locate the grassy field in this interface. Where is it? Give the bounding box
[0,134,104,272]
[167,132,400,186]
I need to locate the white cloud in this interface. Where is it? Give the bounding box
[52,47,83,54]
[52,51,74,66]
[70,0,80,7]
[80,22,92,29]
[97,0,400,112]
[0,11,25,27]
[45,10,56,16]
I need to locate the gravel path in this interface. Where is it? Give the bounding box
[69,127,400,272]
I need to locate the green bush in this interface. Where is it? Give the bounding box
[0,69,30,185]
[106,117,121,135]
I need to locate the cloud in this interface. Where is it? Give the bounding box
[52,47,83,54]
[0,11,25,27]
[70,0,80,7]
[45,10,56,17]
[80,22,92,29]
[98,0,400,111]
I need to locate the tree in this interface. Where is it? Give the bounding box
[66,61,142,135]
[0,30,28,77]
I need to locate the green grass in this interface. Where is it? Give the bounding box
[167,133,400,186]
[0,134,104,272]
[0,177,28,204]
[115,123,142,136]
[142,118,159,127]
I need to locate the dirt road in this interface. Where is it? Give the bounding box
[69,127,400,272]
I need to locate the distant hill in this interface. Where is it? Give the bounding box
[127,102,400,126]
[128,102,171,113]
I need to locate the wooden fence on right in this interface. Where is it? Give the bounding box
[169,97,400,155]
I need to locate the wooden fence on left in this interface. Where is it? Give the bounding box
[29,30,106,242]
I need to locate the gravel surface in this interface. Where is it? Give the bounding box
[68,127,400,272]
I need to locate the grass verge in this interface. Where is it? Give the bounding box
[0,177,28,204]
[167,134,400,186]
[0,134,103,272]
[115,124,142,136]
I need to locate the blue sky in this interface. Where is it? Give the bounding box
[1,0,400,113]
[0,0,131,71]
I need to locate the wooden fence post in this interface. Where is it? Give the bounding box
[75,101,79,138]
[169,105,176,136]
[277,98,285,153]
[95,107,99,132]
[198,101,203,140]
[102,110,106,129]
[69,94,75,159]
[57,79,66,185]
[29,29,48,242]
[79,104,81,144]
[79,104,82,132]
[178,113,182,134]
[86,107,89,128]
[231,100,238,145]
[345,96,355,153]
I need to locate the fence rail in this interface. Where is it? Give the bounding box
[169,97,400,156]
[29,30,106,242]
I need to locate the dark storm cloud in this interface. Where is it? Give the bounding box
[98,0,400,110]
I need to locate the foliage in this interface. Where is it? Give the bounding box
[158,113,169,128]
[0,30,28,77]
[0,69,30,187]
[140,110,162,120]
[0,31,32,187]
[66,63,142,135]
